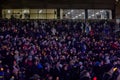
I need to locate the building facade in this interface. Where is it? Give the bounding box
[0,0,119,19]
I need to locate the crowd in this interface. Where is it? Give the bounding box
[0,19,120,80]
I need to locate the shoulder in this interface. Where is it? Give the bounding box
[117,74,120,80]
[102,73,112,80]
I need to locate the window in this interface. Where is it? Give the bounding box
[88,9,112,19]
[2,9,57,19]
[62,9,85,19]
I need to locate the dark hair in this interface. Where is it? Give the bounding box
[80,77,90,80]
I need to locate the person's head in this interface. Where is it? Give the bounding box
[80,76,91,80]
[56,77,60,80]
[30,74,40,80]
[117,74,120,80]
[80,70,91,80]
[48,76,53,80]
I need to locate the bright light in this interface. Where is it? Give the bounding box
[1,68,4,71]
[23,10,29,13]
[67,12,70,14]
[23,10,26,13]
[39,10,42,13]
[72,18,75,19]
[116,0,119,2]
[92,14,95,16]
[82,12,84,14]
[8,10,11,13]
[71,10,74,12]
[96,12,99,15]
[88,16,91,18]
[100,10,104,13]
[75,16,78,18]
[79,14,81,16]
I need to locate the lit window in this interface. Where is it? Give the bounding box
[23,10,29,13]
[8,10,11,13]
[39,10,42,13]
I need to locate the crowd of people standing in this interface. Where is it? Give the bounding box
[0,19,120,80]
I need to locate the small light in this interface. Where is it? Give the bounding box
[92,14,95,16]
[116,0,119,2]
[67,12,70,14]
[71,10,74,12]
[1,68,4,71]
[39,10,42,13]
[23,10,26,13]
[75,16,78,18]
[96,12,99,15]
[113,68,117,71]
[23,10,29,13]
[12,76,15,79]
[88,16,91,18]
[82,12,84,14]
[72,17,75,19]
[8,10,11,13]
[100,10,104,13]
[79,14,81,16]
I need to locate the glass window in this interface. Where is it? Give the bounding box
[30,9,38,13]
[37,9,56,19]
[22,9,30,14]
[38,9,47,19]
[46,9,56,19]
[2,9,112,20]
[2,9,14,19]
[88,9,112,19]
[13,9,22,14]
[21,9,30,19]
[30,9,38,19]
[2,9,57,19]
[62,9,85,19]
